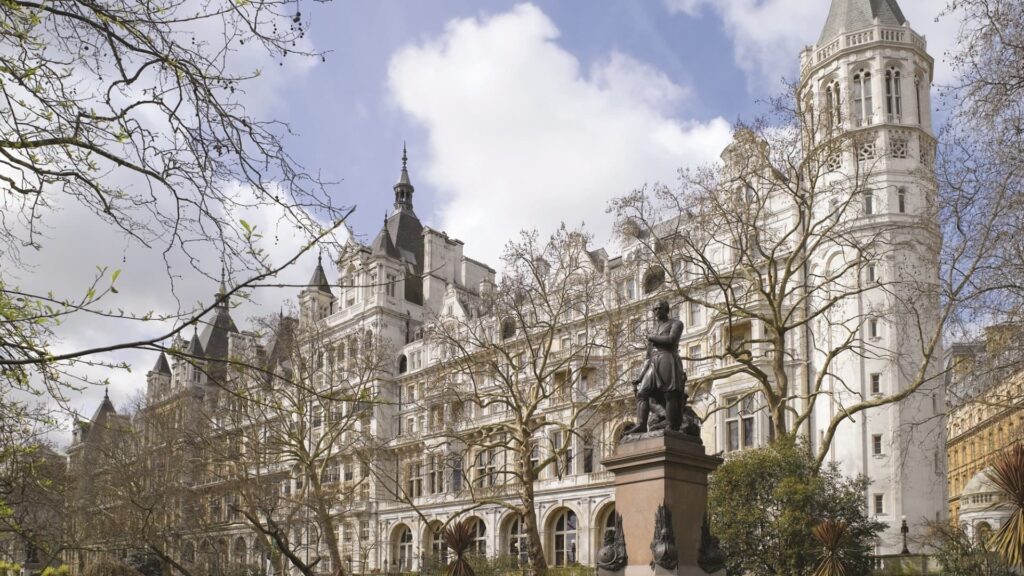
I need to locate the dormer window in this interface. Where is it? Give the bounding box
[852,70,873,127]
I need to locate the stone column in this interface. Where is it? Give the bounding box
[601,432,723,576]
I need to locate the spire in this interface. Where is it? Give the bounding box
[371,216,399,258]
[184,328,204,357]
[393,143,415,213]
[151,352,172,375]
[306,252,334,295]
[818,0,907,46]
[216,265,229,308]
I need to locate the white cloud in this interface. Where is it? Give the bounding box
[388,3,732,266]
[1,4,329,445]
[665,0,959,91]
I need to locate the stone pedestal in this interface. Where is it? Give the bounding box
[601,432,723,576]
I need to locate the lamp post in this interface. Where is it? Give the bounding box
[900,516,910,555]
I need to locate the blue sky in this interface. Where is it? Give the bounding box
[264,0,954,262]
[25,0,959,425]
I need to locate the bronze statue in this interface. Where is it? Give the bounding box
[624,300,693,435]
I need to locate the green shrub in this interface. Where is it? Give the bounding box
[708,438,885,576]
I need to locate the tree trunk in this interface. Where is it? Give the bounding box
[522,497,547,576]
[519,444,548,576]
[310,481,344,575]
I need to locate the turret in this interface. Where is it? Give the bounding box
[300,253,336,323]
[146,352,173,400]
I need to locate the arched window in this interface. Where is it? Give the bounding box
[508,517,528,563]
[603,506,617,541]
[396,526,413,571]
[501,318,517,340]
[977,521,993,544]
[915,75,923,125]
[825,82,841,128]
[233,537,247,567]
[885,68,902,121]
[852,70,873,126]
[551,510,578,566]
[643,268,665,294]
[430,525,449,566]
[469,518,487,555]
[183,542,195,564]
[398,355,408,374]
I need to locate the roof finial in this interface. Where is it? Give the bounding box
[217,261,229,308]
[402,141,408,168]
[104,386,109,399]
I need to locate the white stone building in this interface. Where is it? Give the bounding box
[69,0,950,571]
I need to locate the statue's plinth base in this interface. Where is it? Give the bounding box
[602,431,723,576]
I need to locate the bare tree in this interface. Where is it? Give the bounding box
[414,225,631,576]
[0,0,352,456]
[609,85,970,467]
[194,313,389,576]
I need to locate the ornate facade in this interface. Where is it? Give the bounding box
[67,0,952,572]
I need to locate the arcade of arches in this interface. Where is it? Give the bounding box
[385,503,616,570]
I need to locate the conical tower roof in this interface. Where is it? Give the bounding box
[306,254,334,294]
[89,388,117,423]
[818,0,907,45]
[371,216,400,259]
[184,330,204,357]
[151,353,172,375]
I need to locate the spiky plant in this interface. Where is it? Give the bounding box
[442,519,477,576]
[986,444,1024,569]
[812,519,849,576]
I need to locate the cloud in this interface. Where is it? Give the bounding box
[388,3,733,266]
[1,5,330,446]
[666,0,959,91]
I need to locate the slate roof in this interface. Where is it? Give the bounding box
[307,257,334,295]
[151,353,172,375]
[184,331,205,357]
[818,0,907,45]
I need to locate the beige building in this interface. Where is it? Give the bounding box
[945,327,1024,525]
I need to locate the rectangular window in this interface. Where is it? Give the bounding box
[866,264,876,284]
[386,274,397,297]
[561,336,571,351]
[688,344,702,371]
[873,493,885,515]
[872,434,883,455]
[869,318,880,339]
[689,302,702,327]
[451,456,463,492]
[725,396,756,452]
[582,434,594,474]
[870,373,881,395]
[863,191,874,215]
[898,188,907,213]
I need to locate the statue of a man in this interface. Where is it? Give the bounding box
[625,299,688,435]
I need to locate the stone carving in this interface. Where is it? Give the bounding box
[698,512,726,574]
[649,502,678,571]
[596,512,628,572]
[624,300,701,439]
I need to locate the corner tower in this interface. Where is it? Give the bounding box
[799,0,945,554]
